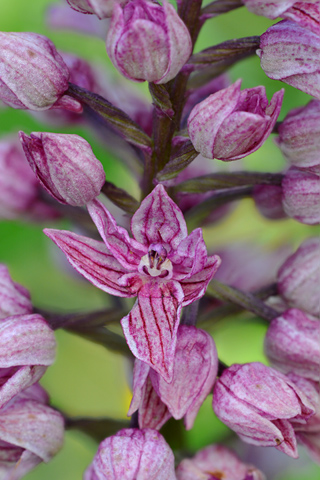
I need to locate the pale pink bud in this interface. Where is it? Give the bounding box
[277,237,320,317]
[176,444,266,480]
[275,100,320,169]
[213,362,315,458]
[106,0,192,84]
[243,1,320,35]
[0,32,81,112]
[19,132,105,206]
[188,79,283,161]
[265,308,320,381]
[0,385,64,479]
[253,184,287,220]
[0,314,56,409]
[282,167,320,225]
[258,20,320,99]
[67,0,128,19]
[84,428,176,480]
[0,264,32,319]
[0,138,59,221]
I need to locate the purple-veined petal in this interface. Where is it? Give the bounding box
[171,228,208,280]
[180,254,221,306]
[87,199,145,270]
[188,80,241,159]
[150,326,218,430]
[0,264,32,319]
[0,365,47,410]
[156,0,192,84]
[128,360,150,416]
[84,428,176,480]
[121,280,184,382]
[44,229,134,297]
[268,419,298,458]
[131,184,188,251]
[137,376,171,430]
[0,449,42,480]
[0,314,55,368]
[0,399,64,462]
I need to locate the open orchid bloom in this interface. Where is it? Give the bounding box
[45,185,220,381]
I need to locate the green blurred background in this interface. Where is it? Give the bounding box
[0,1,319,478]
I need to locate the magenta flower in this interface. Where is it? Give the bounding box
[258,20,320,99]
[277,237,320,317]
[45,185,220,381]
[176,444,266,480]
[188,79,283,161]
[213,362,316,458]
[128,325,218,430]
[0,383,64,480]
[106,0,192,84]
[84,428,176,480]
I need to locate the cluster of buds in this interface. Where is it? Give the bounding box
[0,265,64,476]
[0,0,320,478]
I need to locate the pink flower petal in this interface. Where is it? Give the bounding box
[131,184,188,251]
[121,281,184,382]
[180,254,221,306]
[137,376,171,430]
[87,199,146,270]
[171,228,209,280]
[44,229,133,297]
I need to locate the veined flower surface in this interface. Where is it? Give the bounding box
[45,185,220,381]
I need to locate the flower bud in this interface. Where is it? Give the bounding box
[176,444,266,480]
[243,1,320,35]
[0,138,60,221]
[129,326,218,430]
[0,32,81,112]
[188,79,283,161]
[181,74,230,128]
[277,237,320,317]
[106,0,192,84]
[264,308,320,381]
[0,313,56,409]
[275,100,320,169]
[253,184,287,220]
[19,132,105,206]
[84,428,176,480]
[0,264,32,319]
[258,20,320,99]
[282,167,320,225]
[0,385,64,479]
[213,362,315,458]
[67,0,128,19]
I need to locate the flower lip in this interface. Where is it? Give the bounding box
[138,243,173,279]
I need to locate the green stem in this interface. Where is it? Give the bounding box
[174,171,284,193]
[206,279,278,321]
[185,185,253,230]
[201,0,244,18]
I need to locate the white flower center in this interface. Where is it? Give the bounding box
[138,244,173,279]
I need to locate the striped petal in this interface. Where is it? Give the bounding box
[44,229,134,297]
[121,280,184,382]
